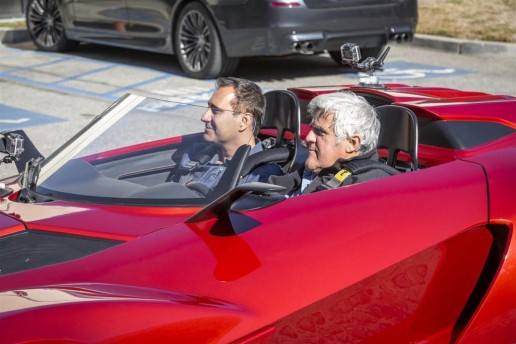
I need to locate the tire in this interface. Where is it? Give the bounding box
[174,2,239,79]
[26,0,78,52]
[329,46,384,66]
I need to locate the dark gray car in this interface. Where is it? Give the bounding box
[26,0,417,79]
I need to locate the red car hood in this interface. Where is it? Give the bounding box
[0,199,198,240]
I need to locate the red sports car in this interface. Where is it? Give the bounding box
[1,46,515,343]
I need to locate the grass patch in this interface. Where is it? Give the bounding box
[418,0,516,42]
[0,20,26,29]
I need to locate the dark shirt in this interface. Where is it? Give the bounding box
[179,140,282,194]
[269,150,399,195]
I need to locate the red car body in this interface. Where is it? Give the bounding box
[1,83,515,343]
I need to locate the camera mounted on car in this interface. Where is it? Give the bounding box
[0,131,25,165]
[340,43,391,88]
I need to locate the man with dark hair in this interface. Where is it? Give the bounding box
[178,77,281,195]
[200,77,265,159]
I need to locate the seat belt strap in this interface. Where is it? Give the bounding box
[323,168,352,189]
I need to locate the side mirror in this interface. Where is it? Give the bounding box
[186,182,286,236]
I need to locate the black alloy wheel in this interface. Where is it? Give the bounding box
[26,0,77,52]
[174,3,239,79]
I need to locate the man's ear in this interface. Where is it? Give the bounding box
[239,113,253,132]
[346,135,361,153]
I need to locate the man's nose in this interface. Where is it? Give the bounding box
[201,109,211,122]
[306,129,315,143]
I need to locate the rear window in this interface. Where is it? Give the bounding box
[419,120,515,149]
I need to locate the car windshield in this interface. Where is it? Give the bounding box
[34,94,241,206]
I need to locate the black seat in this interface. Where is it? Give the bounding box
[376,104,419,171]
[262,90,301,148]
[240,90,306,177]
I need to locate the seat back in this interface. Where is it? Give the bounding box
[262,90,301,147]
[376,105,419,171]
[241,90,306,177]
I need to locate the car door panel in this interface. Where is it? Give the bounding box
[71,0,130,40]
[123,0,173,50]
[221,159,492,341]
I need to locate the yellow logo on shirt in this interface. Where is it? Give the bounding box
[335,169,352,182]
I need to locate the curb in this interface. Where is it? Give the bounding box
[412,34,516,57]
[1,26,515,57]
[0,27,29,44]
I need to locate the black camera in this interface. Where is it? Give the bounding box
[340,43,361,64]
[1,132,25,161]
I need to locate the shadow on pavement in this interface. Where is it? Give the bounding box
[4,41,357,82]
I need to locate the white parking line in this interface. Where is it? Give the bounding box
[0,118,30,124]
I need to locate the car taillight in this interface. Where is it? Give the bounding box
[270,1,301,7]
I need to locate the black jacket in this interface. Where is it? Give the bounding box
[269,150,399,195]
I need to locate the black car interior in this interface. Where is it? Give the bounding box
[241,90,307,178]
[376,104,419,171]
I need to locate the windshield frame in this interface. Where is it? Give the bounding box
[32,94,250,207]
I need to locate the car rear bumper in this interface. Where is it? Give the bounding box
[221,27,410,57]
[214,0,418,57]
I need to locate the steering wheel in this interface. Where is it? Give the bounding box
[185,181,213,197]
[129,182,201,198]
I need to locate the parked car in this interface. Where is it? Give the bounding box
[1,45,515,343]
[0,0,25,18]
[25,0,417,79]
